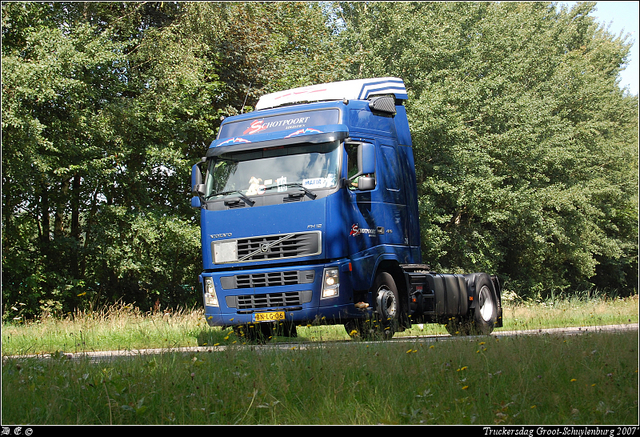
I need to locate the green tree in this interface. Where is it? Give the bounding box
[335,1,638,296]
[5,1,635,321]
[2,2,197,318]
[2,1,344,319]
[81,1,343,310]
[2,2,130,316]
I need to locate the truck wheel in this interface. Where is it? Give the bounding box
[374,272,400,338]
[344,272,400,340]
[344,318,368,339]
[472,277,498,334]
[445,274,498,336]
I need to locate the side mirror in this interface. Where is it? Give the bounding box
[347,143,376,191]
[358,143,376,176]
[357,176,376,191]
[191,158,206,196]
[191,158,206,208]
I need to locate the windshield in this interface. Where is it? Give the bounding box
[204,141,341,200]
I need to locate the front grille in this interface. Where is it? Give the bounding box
[226,290,312,310]
[236,231,321,262]
[220,270,315,289]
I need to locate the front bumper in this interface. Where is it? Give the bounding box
[200,260,366,327]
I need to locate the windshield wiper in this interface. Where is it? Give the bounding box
[207,190,255,206]
[284,183,317,200]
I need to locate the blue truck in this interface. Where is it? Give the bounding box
[191,77,502,341]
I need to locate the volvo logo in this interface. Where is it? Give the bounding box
[210,233,232,239]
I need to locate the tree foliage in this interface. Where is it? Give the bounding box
[334,1,638,296]
[2,2,637,319]
[2,2,339,319]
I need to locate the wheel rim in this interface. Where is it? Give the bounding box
[377,286,397,320]
[477,285,495,322]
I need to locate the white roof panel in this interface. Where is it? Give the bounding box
[255,77,407,110]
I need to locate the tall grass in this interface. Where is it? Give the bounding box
[2,295,638,425]
[2,304,206,356]
[2,330,637,424]
[2,295,637,356]
[500,293,639,331]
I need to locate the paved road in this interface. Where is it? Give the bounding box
[3,323,637,364]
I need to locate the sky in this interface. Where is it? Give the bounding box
[561,1,638,96]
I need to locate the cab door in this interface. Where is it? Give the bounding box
[344,140,415,272]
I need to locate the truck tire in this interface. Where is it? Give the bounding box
[346,272,400,340]
[446,273,498,336]
[374,271,400,337]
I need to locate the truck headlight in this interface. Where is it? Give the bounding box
[321,268,339,299]
[203,277,219,307]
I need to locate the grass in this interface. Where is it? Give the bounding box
[1,294,638,425]
[2,295,637,355]
[2,330,637,424]
[2,304,208,357]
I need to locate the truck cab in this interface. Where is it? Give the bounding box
[191,77,501,341]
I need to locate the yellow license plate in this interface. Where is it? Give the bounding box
[253,311,285,322]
